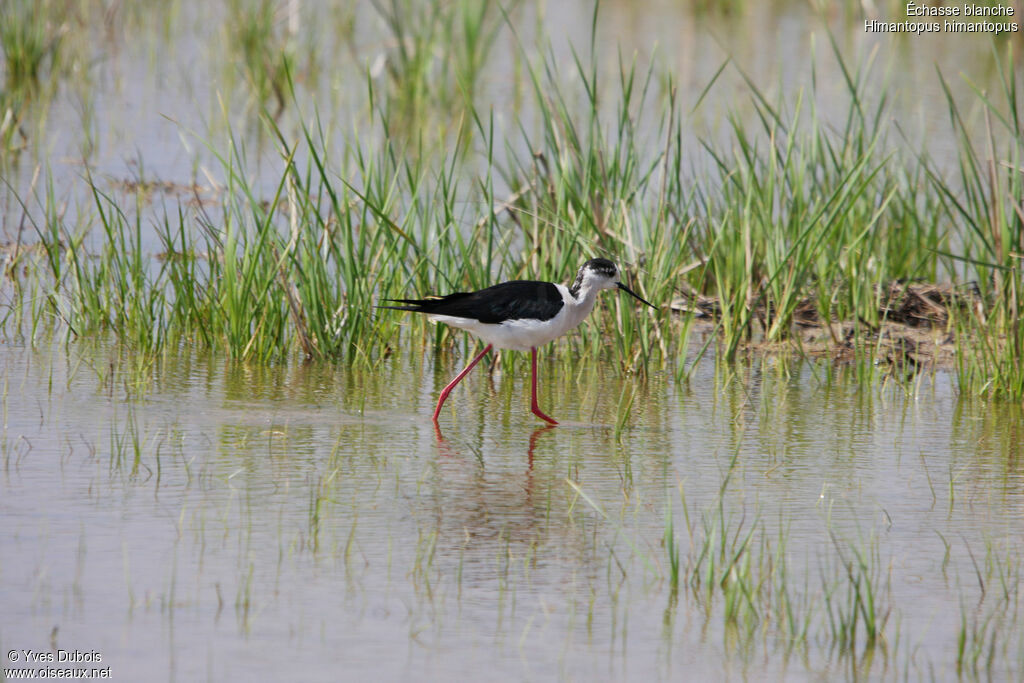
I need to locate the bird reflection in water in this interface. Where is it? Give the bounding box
[433,422,556,472]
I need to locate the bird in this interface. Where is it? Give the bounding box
[380,258,655,425]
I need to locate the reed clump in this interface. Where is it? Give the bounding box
[1,13,1022,400]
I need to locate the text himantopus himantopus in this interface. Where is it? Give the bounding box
[381,258,655,425]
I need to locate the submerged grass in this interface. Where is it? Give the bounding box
[370,0,505,139]
[0,0,65,153]
[650,450,905,673]
[227,0,294,118]
[1,9,1022,400]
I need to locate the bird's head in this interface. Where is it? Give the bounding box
[573,258,655,308]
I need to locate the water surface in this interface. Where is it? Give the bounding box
[3,342,1022,680]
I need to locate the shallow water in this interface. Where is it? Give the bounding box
[2,342,1022,681]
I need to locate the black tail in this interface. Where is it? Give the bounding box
[377,298,430,313]
[377,293,471,314]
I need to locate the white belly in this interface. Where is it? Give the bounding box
[426,314,573,351]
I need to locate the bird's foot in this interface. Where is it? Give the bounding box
[531,406,559,425]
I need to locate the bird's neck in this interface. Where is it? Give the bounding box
[567,282,600,316]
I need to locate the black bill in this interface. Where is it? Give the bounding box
[616,282,656,309]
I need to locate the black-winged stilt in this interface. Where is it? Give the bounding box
[381,258,655,425]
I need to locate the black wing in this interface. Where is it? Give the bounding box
[380,280,564,324]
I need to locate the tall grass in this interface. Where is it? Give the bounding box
[930,45,1024,399]
[2,10,1023,399]
[687,37,952,363]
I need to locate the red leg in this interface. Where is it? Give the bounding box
[432,344,493,423]
[530,347,559,425]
